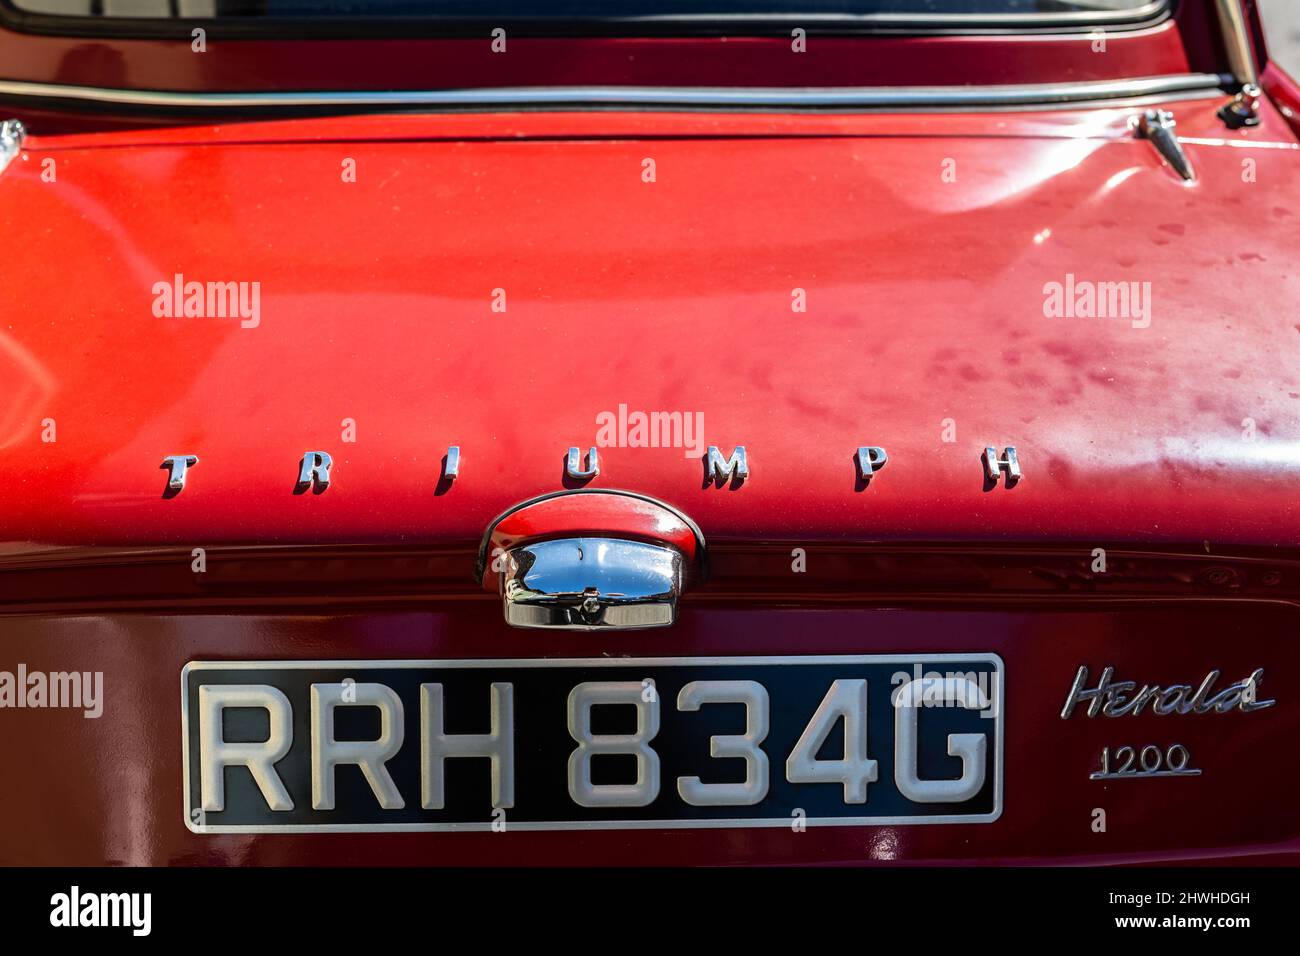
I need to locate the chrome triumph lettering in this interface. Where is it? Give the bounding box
[1060,665,1276,719]
[154,445,1021,495]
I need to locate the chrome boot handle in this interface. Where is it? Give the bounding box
[479,490,705,631]
[502,537,683,630]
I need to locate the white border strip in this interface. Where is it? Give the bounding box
[181,653,1005,834]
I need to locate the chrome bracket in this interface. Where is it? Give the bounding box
[1134,109,1195,183]
[1218,83,1262,129]
[0,119,25,177]
[1214,0,1259,90]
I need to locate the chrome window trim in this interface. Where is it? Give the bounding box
[0,72,1226,114]
[620,2,1171,28]
[0,1,1172,41]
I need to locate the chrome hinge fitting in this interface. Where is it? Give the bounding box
[1134,109,1195,183]
[1219,83,1263,129]
[0,119,26,176]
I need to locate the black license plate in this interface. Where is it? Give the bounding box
[182,655,1003,832]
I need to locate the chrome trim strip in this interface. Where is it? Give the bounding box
[181,653,1005,833]
[1214,0,1258,88]
[0,118,24,175]
[0,74,1225,113]
[605,2,1170,28]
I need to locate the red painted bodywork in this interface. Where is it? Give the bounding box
[1,3,1299,866]
[2,100,1298,551]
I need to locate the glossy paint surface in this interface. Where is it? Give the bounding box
[1,98,1299,555]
